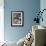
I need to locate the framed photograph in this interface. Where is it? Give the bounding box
[11,11,24,27]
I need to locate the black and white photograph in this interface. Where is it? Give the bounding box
[11,11,24,27]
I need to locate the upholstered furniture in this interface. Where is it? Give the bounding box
[17,33,33,46]
[17,25,46,46]
[2,25,46,46]
[32,25,46,46]
[0,41,17,46]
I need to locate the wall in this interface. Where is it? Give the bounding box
[40,0,46,27]
[4,0,40,42]
[0,0,4,42]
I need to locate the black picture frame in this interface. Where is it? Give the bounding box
[11,11,24,27]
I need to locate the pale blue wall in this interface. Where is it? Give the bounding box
[4,0,40,42]
[40,0,46,27]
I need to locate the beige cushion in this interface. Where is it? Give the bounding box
[5,41,17,46]
[17,37,25,46]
